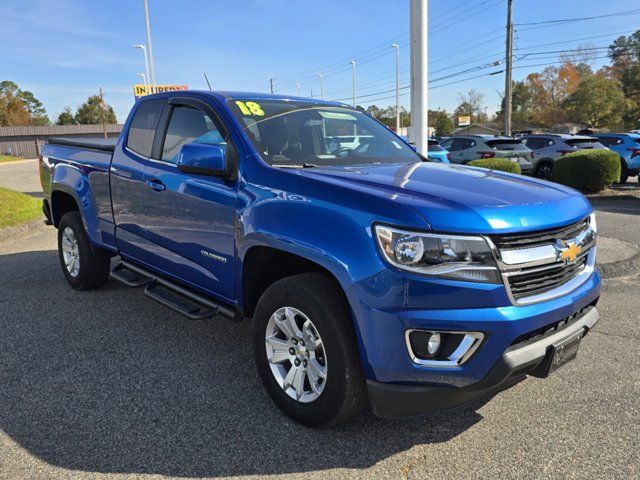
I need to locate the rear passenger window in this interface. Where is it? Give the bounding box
[127,99,165,157]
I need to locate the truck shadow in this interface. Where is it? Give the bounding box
[0,250,485,478]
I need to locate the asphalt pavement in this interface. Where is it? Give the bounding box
[0,159,43,198]
[0,160,639,479]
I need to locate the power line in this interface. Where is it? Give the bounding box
[515,8,640,27]
[272,0,505,90]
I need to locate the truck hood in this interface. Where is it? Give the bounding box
[300,162,592,234]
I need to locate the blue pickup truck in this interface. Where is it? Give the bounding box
[40,91,600,427]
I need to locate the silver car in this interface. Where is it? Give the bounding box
[520,134,607,180]
[440,135,533,174]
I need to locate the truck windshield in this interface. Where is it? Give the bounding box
[227,99,420,167]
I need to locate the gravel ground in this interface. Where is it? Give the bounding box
[0,161,638,479]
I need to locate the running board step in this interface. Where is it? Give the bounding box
[145,281,220,320]
[113,260,240,321]
[110,263,153,287]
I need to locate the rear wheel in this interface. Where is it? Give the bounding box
[58,211,111,290]
[536,161,554,180]
[252,272,367,428]
[619,158,629,184]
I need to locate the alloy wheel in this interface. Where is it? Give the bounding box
[265,306,327,403]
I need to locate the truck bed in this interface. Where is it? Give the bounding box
[46,136,117,152]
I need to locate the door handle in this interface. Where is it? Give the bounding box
[145,179,166,191]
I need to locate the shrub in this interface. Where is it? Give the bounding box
[553,149,620,192]
[467,158,521,174]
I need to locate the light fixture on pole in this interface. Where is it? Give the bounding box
[391,44,400,132]
[133,44,151,95]
[349,61,356,107]
[296,83,301,96]
[138,73,147,95]
[316,73,324,99]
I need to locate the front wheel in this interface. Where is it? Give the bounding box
[252,273,367,428]
[536,161,554,180]
[58,211,111,290]
[619,158,629,184]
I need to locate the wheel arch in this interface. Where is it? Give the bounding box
[240,242,349,319]
[50,187,80,227]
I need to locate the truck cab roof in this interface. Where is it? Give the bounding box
[139,90,347,108]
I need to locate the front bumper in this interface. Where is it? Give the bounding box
[367,306,599,418]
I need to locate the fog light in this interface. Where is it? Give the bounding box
[427,332,441,355]
[406,329,484,366]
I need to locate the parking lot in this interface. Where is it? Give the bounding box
[0,161,638,479]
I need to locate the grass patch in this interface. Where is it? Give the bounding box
[0,155,23,163]
[0,188,42,228]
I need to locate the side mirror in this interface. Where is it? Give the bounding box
[176,143,226,176]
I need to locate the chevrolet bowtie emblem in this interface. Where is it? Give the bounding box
[557,241,582,263]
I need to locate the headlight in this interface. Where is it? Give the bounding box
[589,212,597,233]
[375,225,500,283]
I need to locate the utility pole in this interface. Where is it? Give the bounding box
[316,74,324,99]
[504,0,513,136]
[391,44,400,132]
[143,0,157,93]
[410,0,428,153]
[350,60,356,107]
[296,83,301,96]
[270,78,274,94]
[99,86,107,140]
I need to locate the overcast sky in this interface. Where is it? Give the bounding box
[2,0,639,122]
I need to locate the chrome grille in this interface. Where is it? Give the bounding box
[490,218,589,250]
[507,255,588,299]
[489,216,596,305]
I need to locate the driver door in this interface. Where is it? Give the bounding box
[141,97,238,301]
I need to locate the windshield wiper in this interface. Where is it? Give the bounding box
[272,162,318,169]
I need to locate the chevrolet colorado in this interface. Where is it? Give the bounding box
[40,91,600,427]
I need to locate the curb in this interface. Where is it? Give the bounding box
[598,251,640,279]
[587,194,640,201]
[0,218,46,244]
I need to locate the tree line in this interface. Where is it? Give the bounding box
[0,81,117,127]
[367,30,640,136]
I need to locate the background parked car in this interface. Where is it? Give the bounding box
[591,133,640,183]
[521,134,607,180]
[427,139,450,163]
[440,135,533,174]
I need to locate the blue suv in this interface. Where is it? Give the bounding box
[592,133,640,183]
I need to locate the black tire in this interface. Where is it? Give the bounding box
[57,211,111,290]
[252,272,367,428]
[619,158,629,184]
[535,160,554,180]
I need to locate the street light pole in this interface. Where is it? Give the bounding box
[391,44,400,132]
[316,73,324,99]
[133,44,150,94]
[296,83,301,96]
[410,0,428,153]
[349,60,356,107]
[143,0,157,93]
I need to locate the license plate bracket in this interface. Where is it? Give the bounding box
[533,329,585,378]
